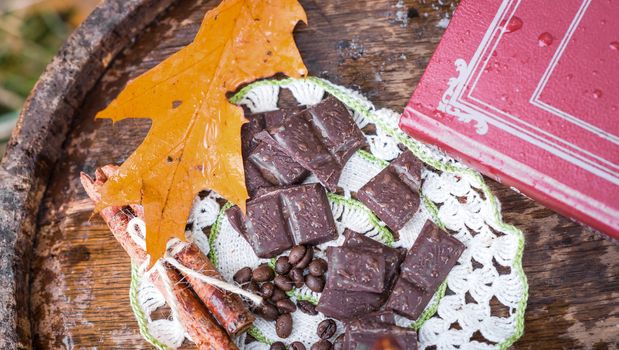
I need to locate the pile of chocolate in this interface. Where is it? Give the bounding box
[225,96,465,349]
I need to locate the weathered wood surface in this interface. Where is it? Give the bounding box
[0,0,617,349]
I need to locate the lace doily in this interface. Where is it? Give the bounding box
[129,77,528,350]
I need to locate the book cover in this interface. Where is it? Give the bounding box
[401,0,619,237]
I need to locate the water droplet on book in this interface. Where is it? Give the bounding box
[610,41,619,51]
[538,32,553,47]
[501,16,523,33]
[593,89,603,99]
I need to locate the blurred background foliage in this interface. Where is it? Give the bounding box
[0,0,99,156]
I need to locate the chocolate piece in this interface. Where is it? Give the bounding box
[282,184,338,246]
[400,220,465,291]
[384,277,432,320]
[245,184,337,258]
[244,161,273,197]
[258,96,367,191]
[355,151,423,231]
[248,139,309,186]
[342,230,405,289]
[245,192,294,258]
[344,319,417,350]
[316,287,385,320]
[357,310,396,325]
[326,246,385,293]
[225,205,247,240]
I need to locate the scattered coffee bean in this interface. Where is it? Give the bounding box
[253,264,275,282]
[233,267,252,284]
[308,258,328,277]
[260,282,275,298]
[271,286,288,302]
[276,298,297,313]
[270,341,286,350]
[311,339,333,350]
[275,256,292,275]
[305,274,325,293]
[275,313,293,338]
[242,281,261,294]
[289,267,305,288]
[295,247,314,269]
[257,302,279,321]
[332,334,344,350]
[288,245,307,265]
[317,319,337,339]
[290,341,306,350]
[297,300,318,315]
[274,274,294,292]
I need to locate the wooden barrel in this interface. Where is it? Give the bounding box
[0,0,617,349]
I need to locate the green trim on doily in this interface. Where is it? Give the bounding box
[129,264,171,350]
[248,326,274,345]
[209,202,233,267]
[411,280,447,331]
[230,77,528,349]
[356,148,389,168]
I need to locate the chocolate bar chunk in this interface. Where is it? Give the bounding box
[342,230,405,288]
[316,287,386,320]
[281,183,338,246]
[326,246,386,293]
[248,140,309,186]
[244,184,337,258]
[356,151,423,231]
[259,96,367,191]
[245,191,294,258]
[400,220,465,291]
[225,205,247,240]
[355,310,396,325]
[384,277,433,320]
[241,109,305,195]
[344,319,418,350]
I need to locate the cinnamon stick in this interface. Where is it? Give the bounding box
[171,242,255,335]
[80,169,238,350]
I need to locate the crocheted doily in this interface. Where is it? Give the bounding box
[128,77,528,350]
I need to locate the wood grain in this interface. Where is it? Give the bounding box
[2,0,618,349]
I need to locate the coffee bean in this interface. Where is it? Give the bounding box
[242,281,260,294]
[288,245,307,265]
[276,298,297,313]
[289,267,305,288]
[271,286,288,302]
[275,256,292,275]
[308,258,328,277]
[257,302,279,321]
[290,341,306,350]
[295,247,314,269]
[274,274,294,292]
[252,263,275,282]
[297,300,318,315]
[305,274,325,293]
[233,267,252,284]
[260,282,275,298]
[317,319,337,339]
[311,339,333,350]
[333,334,344,350]
[275,313,293,338]
[270,341,286,350]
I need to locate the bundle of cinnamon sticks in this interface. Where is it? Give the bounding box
[81,165,255,350]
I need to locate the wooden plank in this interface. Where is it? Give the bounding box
[4,0,618,349]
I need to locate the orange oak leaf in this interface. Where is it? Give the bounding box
[95,0,307,263]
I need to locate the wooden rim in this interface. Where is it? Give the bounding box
[0,0,175,348]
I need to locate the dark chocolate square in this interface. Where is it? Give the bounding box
[245,192,293,258]
[243,160,272,197]
[400,220,465,291]
[316,287,386,320]
[281,183,338,245]
[342,229,405,288]
[355,310,396,325]
[248,140,309,186]
[326,246,386,293]
[225,205,247,241]
[344,319,418,350]
[384,276,433,320]
[355,151,422,231]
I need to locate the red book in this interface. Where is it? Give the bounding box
[401,0,619,237]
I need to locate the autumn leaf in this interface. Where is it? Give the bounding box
[95,0,308,263]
